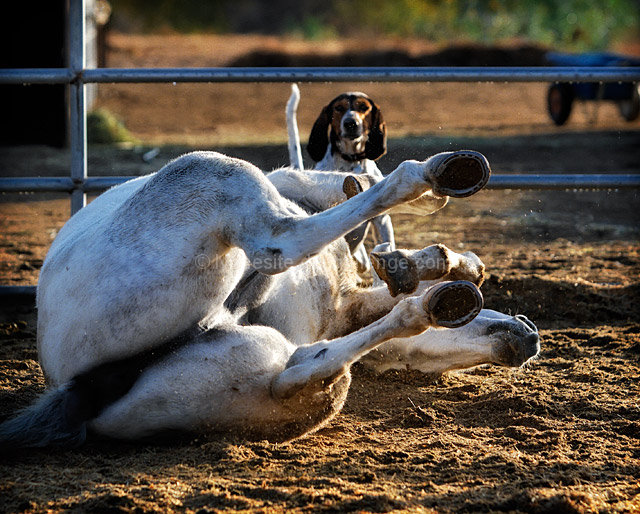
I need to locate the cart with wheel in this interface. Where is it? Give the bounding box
[546,52,640,125]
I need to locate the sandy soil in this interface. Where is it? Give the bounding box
[0,33,639,513]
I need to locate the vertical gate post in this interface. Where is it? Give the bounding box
[69,0,87,214]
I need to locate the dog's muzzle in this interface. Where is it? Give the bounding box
[341,116,363,139]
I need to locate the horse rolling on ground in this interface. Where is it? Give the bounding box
[0,149,539,450]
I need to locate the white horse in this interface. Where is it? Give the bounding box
[0,149,538,448]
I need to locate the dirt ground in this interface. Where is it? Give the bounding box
[1,33,639,513]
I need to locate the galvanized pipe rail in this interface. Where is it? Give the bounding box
[2,174,640,194]
[2,66,640,84]
[0,0,639,296]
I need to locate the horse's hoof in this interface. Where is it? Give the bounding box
[429,151,491,198]
[343,174,377,199]
[370,250,419,297]
[423,280,484,328]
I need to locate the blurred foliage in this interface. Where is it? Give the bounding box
[333,0,640,50]
[110,0,229,32]
[110,0,639,50]
[87,109,138,144]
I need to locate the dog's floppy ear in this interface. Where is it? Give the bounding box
[307,103,332,162]
[365,102,387,161]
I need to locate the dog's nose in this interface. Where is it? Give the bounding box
[343,118,358,132]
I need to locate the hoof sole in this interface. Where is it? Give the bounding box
[343,176,363,199]
[432,151,491,198]
[424,280,484,328]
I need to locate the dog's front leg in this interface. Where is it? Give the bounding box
[371,214,395,249]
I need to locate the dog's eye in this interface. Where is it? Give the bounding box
[334,105,346,113]
[355,103,369,113]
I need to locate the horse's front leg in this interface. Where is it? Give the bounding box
[271,279,484,400]
[370,243,485,297]
[362,310,540,375]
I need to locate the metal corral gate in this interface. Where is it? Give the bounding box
[1,0,640,295]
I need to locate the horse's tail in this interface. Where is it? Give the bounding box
[0,333,193,453]
[286,83,304,170]
[0,384,87,452]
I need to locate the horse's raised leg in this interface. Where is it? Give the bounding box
[242,151,490,274]
[370,244,485,296]
[386,150,491,216]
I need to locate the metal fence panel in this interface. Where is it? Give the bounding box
[2,174,640,194]
[2,66,640,84]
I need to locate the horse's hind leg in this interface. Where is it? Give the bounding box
[235,152,491,275]
[91,281,483,441]
[88,324,301,441]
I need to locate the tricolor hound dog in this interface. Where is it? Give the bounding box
[0,149,538,449]
[287,85,391,271]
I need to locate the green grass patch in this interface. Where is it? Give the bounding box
[87,109,139,144]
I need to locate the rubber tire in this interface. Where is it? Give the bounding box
[547,83,574,126]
